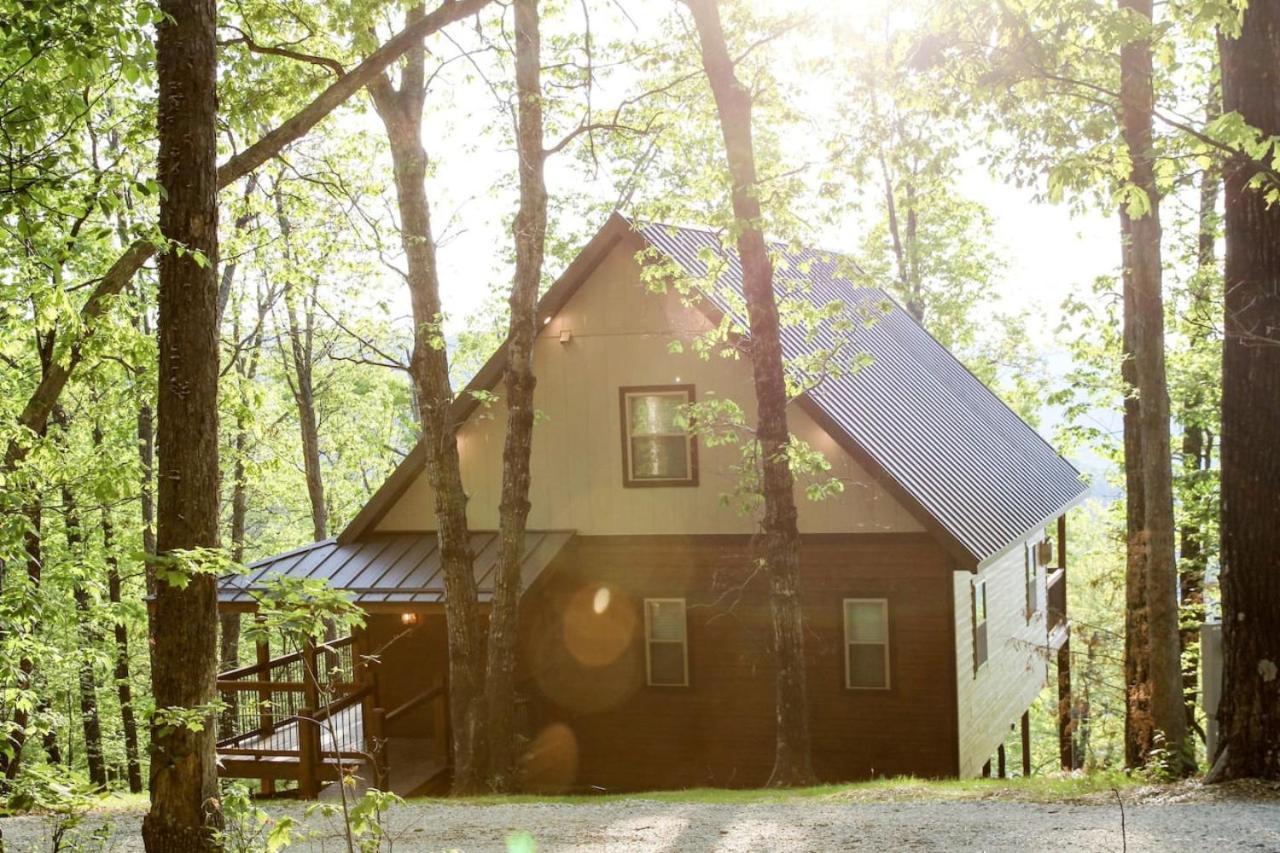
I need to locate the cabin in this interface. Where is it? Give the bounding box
[214,214,1086,797]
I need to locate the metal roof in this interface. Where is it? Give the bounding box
[636,220,1087,567]
[218,530,574,608]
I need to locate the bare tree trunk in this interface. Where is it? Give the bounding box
[1118,0,1187,772]
[1211,1,1280,782]
[686,0,815,786]
[274,189,328,542]
[2,504,46,784]
[142,0,224,846]
[2,337,56,785]
[368,6,485,792]
[100,487,144,793]
[483,0,546,791]
[1179,108,1218,740]
[56,418,108,789]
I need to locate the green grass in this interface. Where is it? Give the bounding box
[410,771,1143,807]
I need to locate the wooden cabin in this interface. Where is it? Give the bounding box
[215,214,1086,796]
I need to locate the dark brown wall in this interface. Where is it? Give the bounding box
[517,533,959,792]
[363,613,449,738]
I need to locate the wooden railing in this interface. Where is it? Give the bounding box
[215,636,389,798]
[385,672,450,766]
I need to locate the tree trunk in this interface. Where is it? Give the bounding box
[275,189,329,542]
[61,472,108,789]
[2,504,46,785]
[483,0,546,791]
[1120,211,1152,768]
[143,0,224,847]
[54,409,108,789]
[686,0,815,786]
[1179,110,1218,739]
[1117,0,1187,772]
[368,6,485,792]
[101,493,144,794]
[2,337,56,785]
[1211,0,1280,782]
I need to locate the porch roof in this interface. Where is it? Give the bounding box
[217,530,574,610]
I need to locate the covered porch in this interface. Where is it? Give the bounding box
[215,529,573,798]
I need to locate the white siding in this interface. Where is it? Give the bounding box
[953,533,1050,776]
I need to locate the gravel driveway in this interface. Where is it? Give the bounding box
[3,787,1278,851]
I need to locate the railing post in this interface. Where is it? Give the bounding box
[298,708,320,799]
[303,637,321,714]
[256,634,274,736]
[368,705,389,791]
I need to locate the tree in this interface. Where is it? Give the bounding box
[1210,0,1280,782]
[1116,0,1187,772]
[367,3,487,792]
[142,0,224,848]
[483,0,547,791]
[684,0,815,786]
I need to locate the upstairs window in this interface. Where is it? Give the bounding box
[844,599,890,689]
[621,386,697,487]
[644,598,689,686]
[972,578,989,673]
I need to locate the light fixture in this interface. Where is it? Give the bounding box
[401,612,419,626]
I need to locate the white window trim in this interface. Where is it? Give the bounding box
[624,390,695,484]
[644,597,689,687]
[843,598,890,690]
[1025,543,1039,621]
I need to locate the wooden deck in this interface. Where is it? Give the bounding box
[216,634,450,798]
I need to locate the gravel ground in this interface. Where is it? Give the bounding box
[3,787,1278,852]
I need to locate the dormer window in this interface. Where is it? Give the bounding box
[620,385,698,487]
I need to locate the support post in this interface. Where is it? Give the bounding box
[997,742,1007,778]
[303,637,321,714]
[298,708,320,799]
[433,674,449,765]
[256,632,273,735]
[981,758,991,778]
[1056,513,1073,771]
[1021,710,1032,777]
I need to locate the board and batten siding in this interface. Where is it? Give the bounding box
[953,532,1050,776]
[374,238,923,536]
[518,533,958,791]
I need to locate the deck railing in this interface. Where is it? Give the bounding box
[216,635,387,798]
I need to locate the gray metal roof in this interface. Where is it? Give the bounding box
[636,220,1086,567]
[218,530,574,608]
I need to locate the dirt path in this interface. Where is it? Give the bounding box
[3,794,1278,852]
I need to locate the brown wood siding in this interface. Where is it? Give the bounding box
[953,533,1050,776]
[363,614,449,739]
[517,533,958,791]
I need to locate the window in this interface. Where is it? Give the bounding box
[644,598,688,686]
[621,386,697,487]
[972,578,988,672]
[843,599,890,689]
[1025,543,1039,620]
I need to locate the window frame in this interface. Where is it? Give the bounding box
[619,385,699,488]
[972,577,989,674]
[643,597,690,687]
[843,598,891,690]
